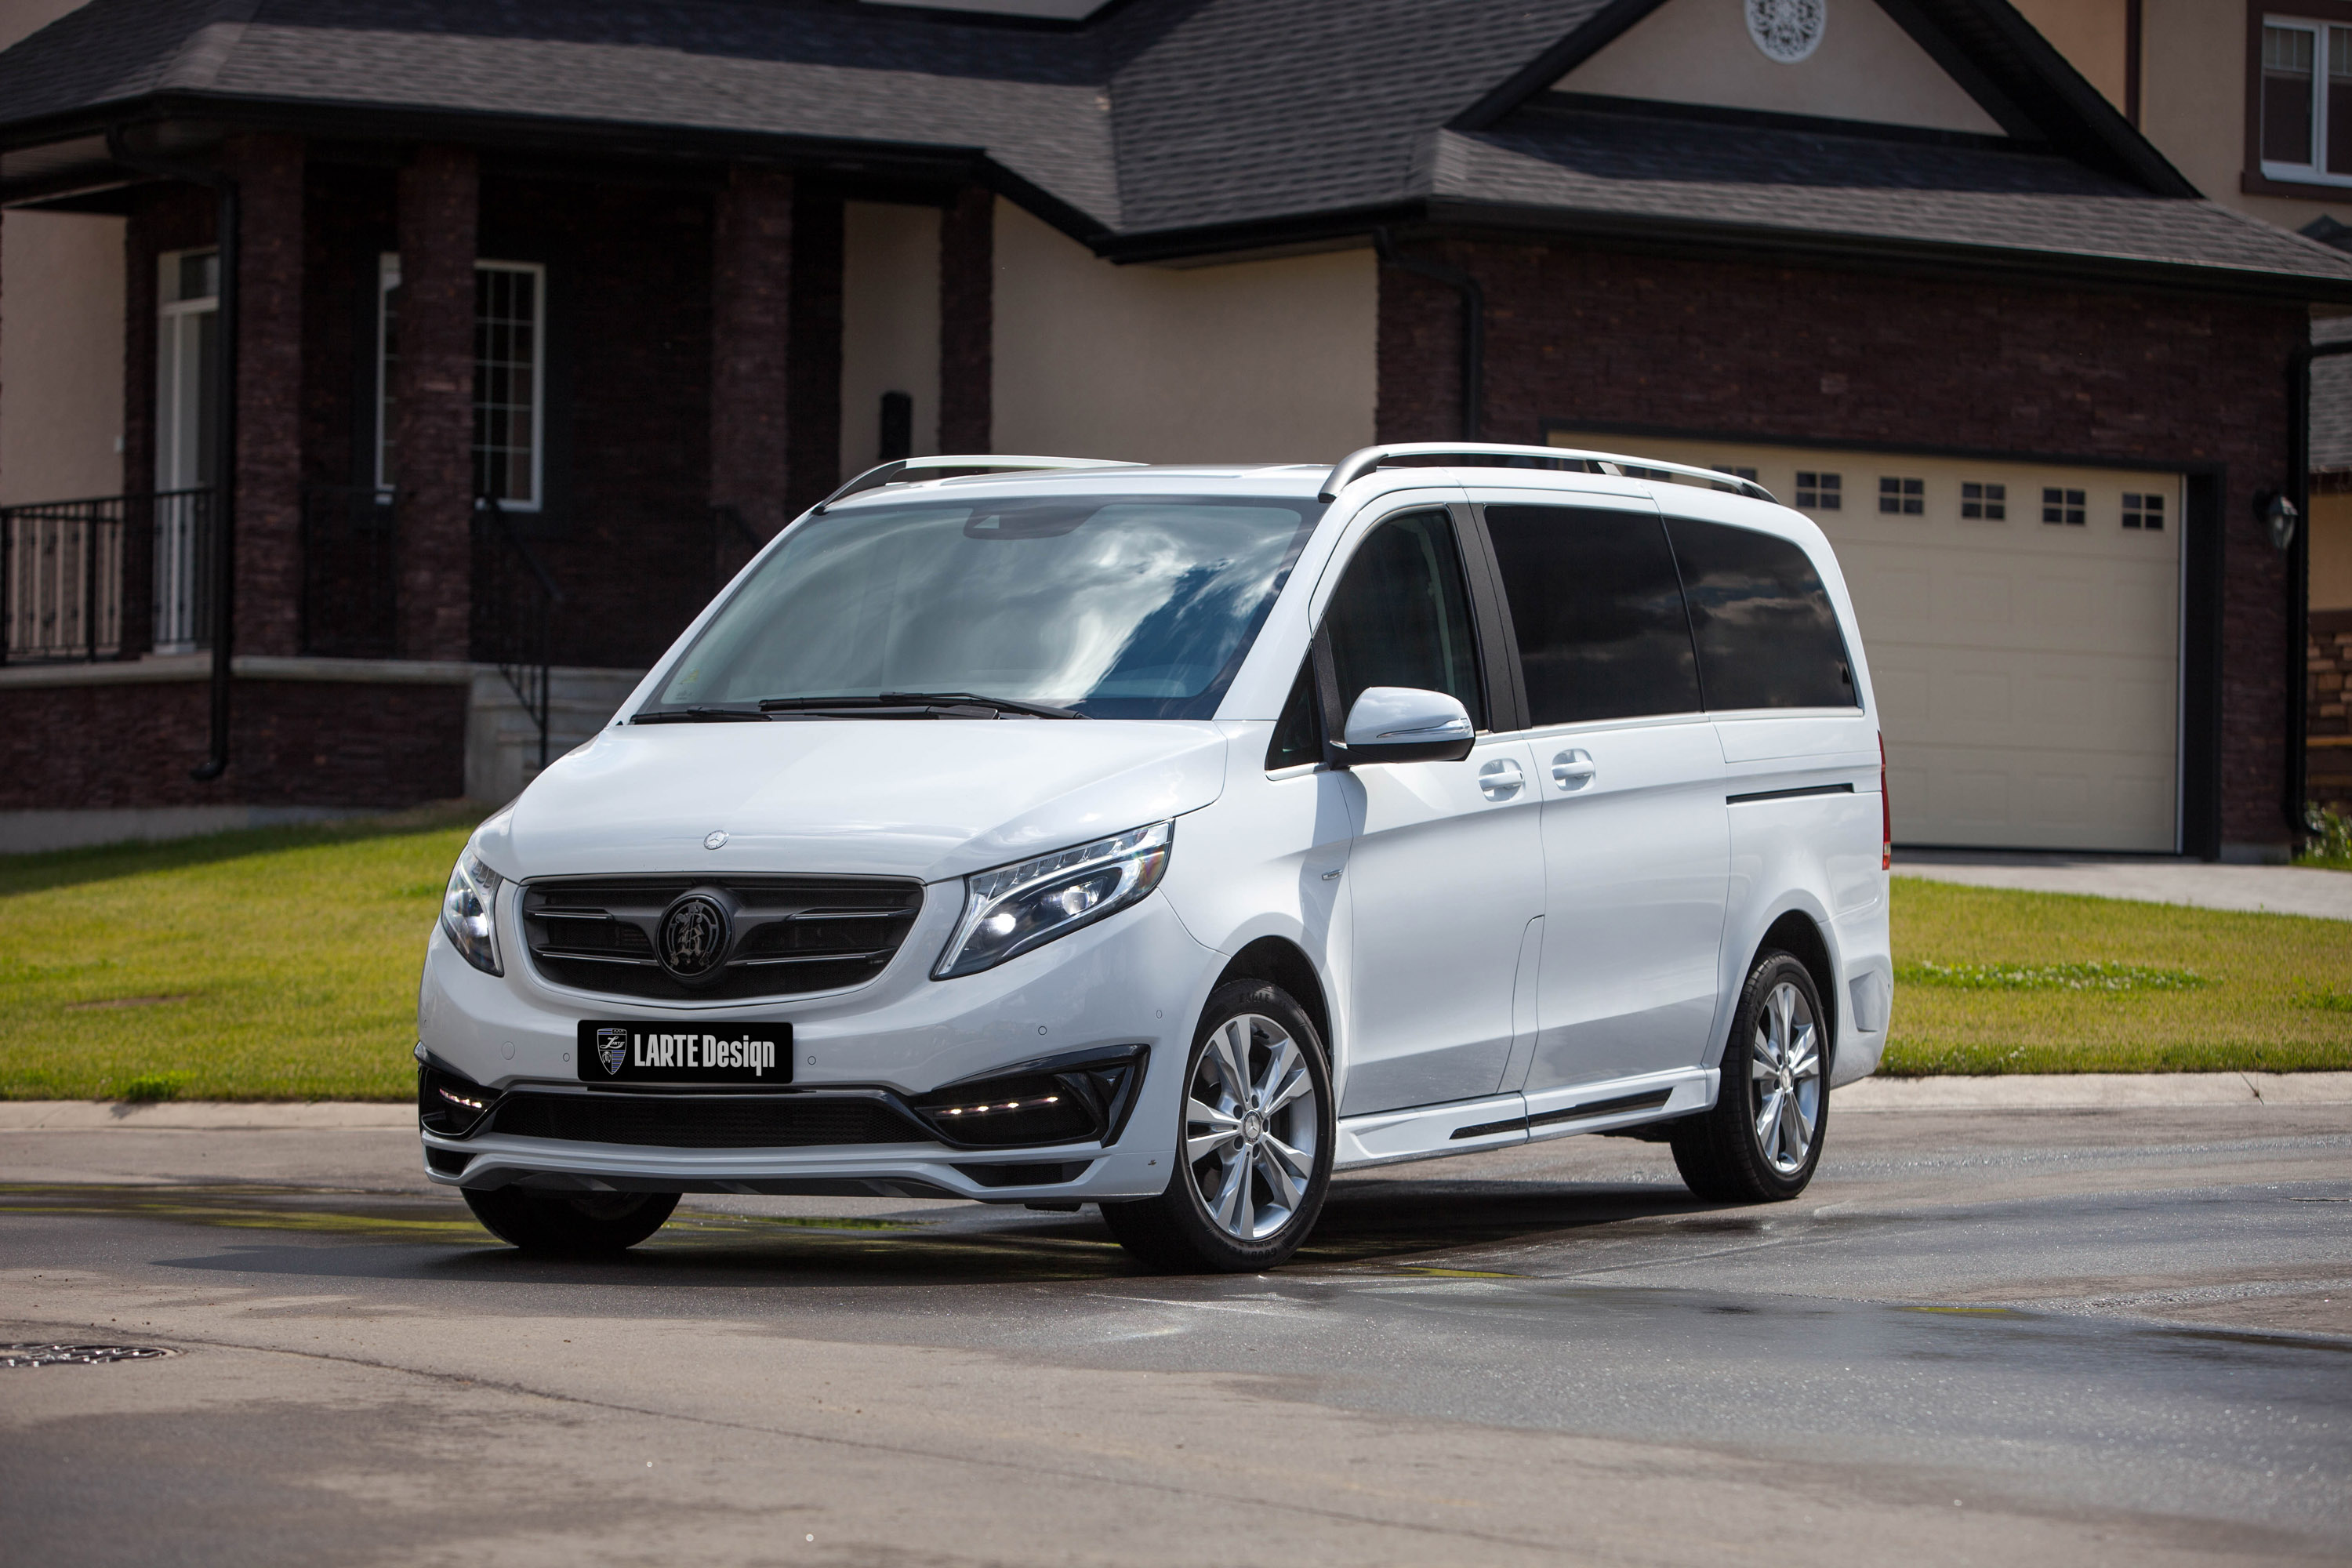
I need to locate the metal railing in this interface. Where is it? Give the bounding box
[472,496,564,772]
[0,489,214,665]
[299,485,400,659]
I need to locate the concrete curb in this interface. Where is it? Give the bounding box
[2,1073,2348,1129]
[1838,1071,2352,1109]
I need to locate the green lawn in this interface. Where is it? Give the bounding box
[0,820,2347,1099]
[0,807,479,1101]
[1884,877,2352,1075]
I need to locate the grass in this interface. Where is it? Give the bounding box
[1883,877,2352,1076]
[0,816,2347,1098]
[0,805,481,1101]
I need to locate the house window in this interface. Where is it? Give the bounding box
[2122,492,2165,530]
[1795,471,1841,510]
[1961,481,2005,520]
[376,255,547,510]
[1878,476,1924,515]
[2259,16,2352,184]
[2042,487,2086,525]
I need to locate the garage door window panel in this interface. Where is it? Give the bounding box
[1664,517,1857,712]
[1483,505,1700,728]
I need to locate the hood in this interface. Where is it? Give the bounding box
[476,719,1231,884]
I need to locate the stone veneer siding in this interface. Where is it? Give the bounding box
[1377,238,2305,850]
[0,677,465,811]
[2311,607,2352,814]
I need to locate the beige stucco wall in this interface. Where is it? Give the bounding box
[990,201,1377,464]
[0,0,122,506]
[2313,492,2352,610]
[2132,0,2352,230]
[1555,0,2000,133]
[839,201,942,474]
[2010,0,2130,114]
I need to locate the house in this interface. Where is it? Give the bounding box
[2,0,2349,858]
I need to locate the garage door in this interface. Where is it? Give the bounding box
[1549,434,2182,852]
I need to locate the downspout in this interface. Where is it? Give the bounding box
[2282,336,2352,842]
[1374,229,1484,442]
[106,126,237,782]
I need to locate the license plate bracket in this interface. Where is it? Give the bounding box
[576,1022,793,1085]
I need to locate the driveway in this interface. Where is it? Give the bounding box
[3,1092,2347,1566]
[1896,852,2352,921]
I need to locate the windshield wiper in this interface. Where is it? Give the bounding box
[756,692,1086,720]
[632,706,770,724]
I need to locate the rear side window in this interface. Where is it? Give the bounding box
[1664,516,1856,711]
[1483,504,1700,726]
[1323,510,1486,728]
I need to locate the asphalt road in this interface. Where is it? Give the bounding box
[2,1101,2347,1566]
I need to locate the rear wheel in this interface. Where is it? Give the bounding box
[1670,952,1828,1202]
[463,1186,679,1256]
[1100,980,1334,1272]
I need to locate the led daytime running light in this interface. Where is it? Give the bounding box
[935,821,1173,978]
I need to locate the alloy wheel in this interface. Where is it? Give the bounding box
[1748,978,1822,1174]
[1183,1012,1320,1241]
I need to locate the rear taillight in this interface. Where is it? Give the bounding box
[1879,732,1892,871]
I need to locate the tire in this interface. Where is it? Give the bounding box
[1100,980,1334,1272]
[1671,951,1829,1203]
[463,1186,679,1256]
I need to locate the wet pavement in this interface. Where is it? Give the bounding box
[2,1103,2347,1566]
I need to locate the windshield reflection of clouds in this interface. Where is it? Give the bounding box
[661,499,1311,719]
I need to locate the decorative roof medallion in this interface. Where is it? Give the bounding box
[1747,0,1826,64]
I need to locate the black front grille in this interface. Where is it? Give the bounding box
[491,1091,934,1149]
[522,874,925,1000]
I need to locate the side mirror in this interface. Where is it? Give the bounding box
[1339,687,1476,764]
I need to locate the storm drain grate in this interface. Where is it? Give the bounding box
[2,1343,176,1367]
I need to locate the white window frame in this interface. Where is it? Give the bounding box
[2259,15,2352,187]
[156,248,218,493]
[375,254,547,511]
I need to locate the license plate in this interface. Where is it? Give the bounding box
[576,1022,793,1085]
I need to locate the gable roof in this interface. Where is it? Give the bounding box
[2,0,2349,301]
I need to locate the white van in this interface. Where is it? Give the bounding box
[419,444,1893,1271]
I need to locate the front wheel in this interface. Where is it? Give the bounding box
[1100,980,1334,1272]
[463,1186,679,1256]
[1670,952,1828,1202]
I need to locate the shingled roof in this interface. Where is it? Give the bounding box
[2,0,2350,299]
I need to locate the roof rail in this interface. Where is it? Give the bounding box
[1317,442,1777,505]
[811,455,1143,513]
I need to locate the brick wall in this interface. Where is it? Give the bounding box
[2312,607,2352,814]
[710,168,795,540]
[0,677,464,811]
[393,145,480,662]
[938,186,993,454]
[227,134,308,659]
[1377,238,2307,848]
[784,188,845,517]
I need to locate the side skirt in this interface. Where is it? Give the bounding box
[1332,1067,1717,1171]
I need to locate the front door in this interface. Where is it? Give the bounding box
[1473,496,1730,1094]
[1327,506,1545,1116]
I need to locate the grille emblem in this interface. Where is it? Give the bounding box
[659,895,730,978]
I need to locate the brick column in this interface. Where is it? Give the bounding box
[710,168,795,539]
[786,188,844,516]
[392,145,479,662]
[938,187,993,454]
[224,134,306,658]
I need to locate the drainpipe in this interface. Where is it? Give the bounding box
[1374,229,1483,442]
[2279,337,2352,842]
[106,126,237,782]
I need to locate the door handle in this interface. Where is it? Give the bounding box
[1551,749,1596,791]
[1477,758,1525,800]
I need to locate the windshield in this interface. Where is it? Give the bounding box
[649,494,1319,720]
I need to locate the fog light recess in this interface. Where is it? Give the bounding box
[910,1046,1145,1149]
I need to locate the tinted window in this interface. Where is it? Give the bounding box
[1483,504,1700,726]
[1664,516,1857,711]
[1323,510,1485,728]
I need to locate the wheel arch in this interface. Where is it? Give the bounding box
[1213,936,1334,1063]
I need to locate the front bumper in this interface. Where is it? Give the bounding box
[416,888,1215,1201]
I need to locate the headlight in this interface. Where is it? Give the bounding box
[934,821,1172,979]
[440,849,504,975]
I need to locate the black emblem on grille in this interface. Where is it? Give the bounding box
[659,895,730,978]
